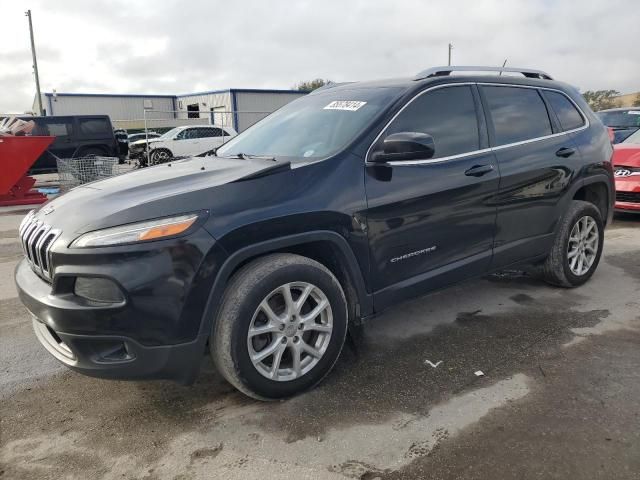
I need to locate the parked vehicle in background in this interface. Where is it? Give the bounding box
[612,128,640,213]
[15,66,614,400]
[596,107,640,143]
[16,115,119,173]
[113,129,128,163]
[128,125,237,165]
[127,132,160,144]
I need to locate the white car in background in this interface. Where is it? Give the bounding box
[129,125,237,164]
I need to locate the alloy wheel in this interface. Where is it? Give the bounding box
[567,215,599,276]
[247,282,333,382]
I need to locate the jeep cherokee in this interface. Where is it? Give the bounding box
[15,66,614,400]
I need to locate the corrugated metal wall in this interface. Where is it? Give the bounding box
[175,91,233,129]
[46,95,175,121]
[234,91,306,132]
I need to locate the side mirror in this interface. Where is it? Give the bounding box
[371,132,435,163]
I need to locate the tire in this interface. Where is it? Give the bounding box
[149,148,172,165]
[542,200,604,287]
[211,253,348,400]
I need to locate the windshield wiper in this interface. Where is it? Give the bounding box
[228,153,276,161]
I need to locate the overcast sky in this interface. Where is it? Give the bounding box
[1,0,638,113]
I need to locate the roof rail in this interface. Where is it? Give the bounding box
[414,66,553,81]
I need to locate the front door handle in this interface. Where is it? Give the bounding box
[556,147,576,158]
[464,164,494,177]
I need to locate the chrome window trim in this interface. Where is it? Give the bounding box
[365,82,589,167]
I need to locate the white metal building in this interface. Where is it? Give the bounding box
[33,89,307,132]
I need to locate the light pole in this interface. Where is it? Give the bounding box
[25,10,43,116]
[448,43,453,66]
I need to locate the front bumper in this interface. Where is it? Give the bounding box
[14,226,224,382]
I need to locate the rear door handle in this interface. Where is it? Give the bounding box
[556,147,576,158]
[464,164,494,177]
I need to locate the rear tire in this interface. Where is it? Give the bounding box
[211,254,348,400]
[542,200,604,287]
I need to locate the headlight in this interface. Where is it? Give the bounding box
[71,213,199,248]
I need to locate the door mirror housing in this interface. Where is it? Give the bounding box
[371,132,435,163]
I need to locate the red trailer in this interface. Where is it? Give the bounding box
[0,135,54,206]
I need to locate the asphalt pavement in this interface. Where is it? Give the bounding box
[1,207,639,480]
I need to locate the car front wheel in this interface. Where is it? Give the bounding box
[211,254,348,400]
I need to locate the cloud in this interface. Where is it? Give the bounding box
[0,0,638,114]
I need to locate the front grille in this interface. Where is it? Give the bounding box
[616,191,640,204]
[18,211,61,281]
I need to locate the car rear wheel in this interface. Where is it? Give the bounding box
[211,254,348,400]
[542,200,604,287]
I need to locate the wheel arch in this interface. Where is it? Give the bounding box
[198,231,373,340]
[572,175,614,226]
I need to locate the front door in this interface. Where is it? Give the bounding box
[365,84,499,310]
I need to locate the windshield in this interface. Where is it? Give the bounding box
[159,127,182,139]
[217,87,403,161]
[622,129,640,144]
[596,110,640,128]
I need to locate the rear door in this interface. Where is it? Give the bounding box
[365,84,499,309]
[198,127,226,151]
[480,85,584,268]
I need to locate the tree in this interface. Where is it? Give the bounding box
[293,79,333,91]
[582,90,621,111]
[633,93,640,107]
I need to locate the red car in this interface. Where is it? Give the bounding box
[613,129,640,213]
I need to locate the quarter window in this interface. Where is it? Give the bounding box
[542,91,585,131]
[78,118,110,135]
[482,86,552,146]
[385,86,480,159]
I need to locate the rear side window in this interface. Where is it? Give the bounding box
[199,127,224,137]
[543,91,585,131]
[385,85,480,159]
[482,86,552,146]
[79,118,110,136]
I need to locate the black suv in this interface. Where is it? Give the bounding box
[22,115,119,172]
[15,66,614,400]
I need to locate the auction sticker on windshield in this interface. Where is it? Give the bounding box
[324,101,367,111]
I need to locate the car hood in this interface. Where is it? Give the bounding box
[35,156,290,236]
[130,138,161,146]
[613,144,640,167]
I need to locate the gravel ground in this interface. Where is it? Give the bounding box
[1,208,639,479]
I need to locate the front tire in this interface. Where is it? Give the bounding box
[149,148,172,165]
[211,254,348,400]
[542,200,604,287]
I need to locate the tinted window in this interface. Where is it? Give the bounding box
[482,86,552,145]
[33,120,71,137]
[385,86,479,158]
[543,91,585,131]
[79,118,110,135]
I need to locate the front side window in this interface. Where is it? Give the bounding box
[482,86,552,146]
[383,85,480,159]
[217,87,403,161]
[543,91,585,131]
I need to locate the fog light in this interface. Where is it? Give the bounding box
[74,277,125,304]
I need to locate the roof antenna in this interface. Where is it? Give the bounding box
[499,59,508,76]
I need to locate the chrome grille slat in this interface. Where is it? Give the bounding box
[17,212,61,282]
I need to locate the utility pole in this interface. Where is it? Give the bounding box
[25,10,43,116]
[448,43,453,66]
